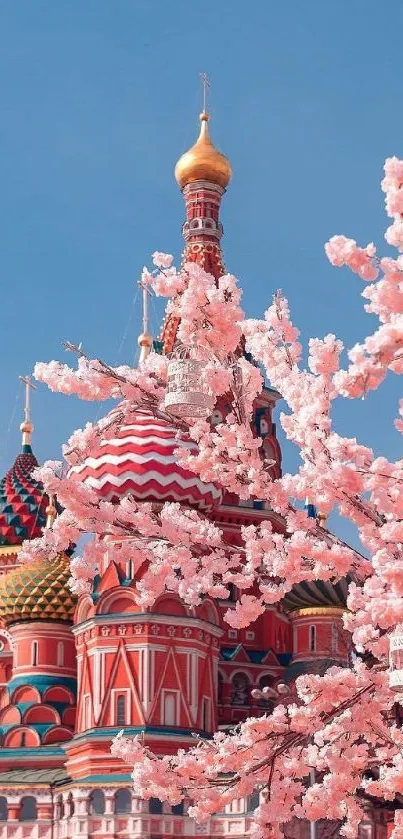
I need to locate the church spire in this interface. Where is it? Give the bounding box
[137,280,153,364]
[19,375,36,451]
[162,79,231,354]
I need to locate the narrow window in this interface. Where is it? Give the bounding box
[202,697,210,731]
[116,694,126,726]
[163,692,176,726]
[332,623,339,653]
[309,625,316,652]
[32,641,38,666]
[57,642,64,667]
[84,695,91,729]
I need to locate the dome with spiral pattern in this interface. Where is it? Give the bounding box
[0,444,48,547]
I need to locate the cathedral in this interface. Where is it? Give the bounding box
[0,108,385,839]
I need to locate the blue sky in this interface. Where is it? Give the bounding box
[0,1,402,543]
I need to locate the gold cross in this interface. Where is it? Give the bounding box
[200,72,210,113]
[19,375,37,425]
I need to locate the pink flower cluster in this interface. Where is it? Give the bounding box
[20,158,403,838]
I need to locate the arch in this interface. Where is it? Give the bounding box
[231,672,250,706]
[97,589,140,616]
[114,789,132,814]
[149,798,163,814]
[62,706,76,727]
[42,726,72,744]
[88,789,105,815]
[197,599,220,626]
[0,705,21,724]
[23,704,60,725]
[75,596,94,625]
[0,631,12,653]
[43,685,74,705]
[3,727,40,748]
[11,685,41,705]
[20,796,37,821]
[153,594,187,617]
[0,797,7,820]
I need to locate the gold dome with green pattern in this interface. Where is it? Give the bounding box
[0,554,76,625]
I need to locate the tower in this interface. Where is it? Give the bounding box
[66,408,223,785]
[0,496,76,769]
[0,378,48,574]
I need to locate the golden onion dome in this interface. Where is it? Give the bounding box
[0,554,76,626]
[175,112,232,190]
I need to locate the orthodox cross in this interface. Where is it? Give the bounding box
[19,375,37,427]
[200,72,210,113]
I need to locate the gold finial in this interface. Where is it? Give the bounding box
[317,511,327,528]
[46,494,57,529]
[174,76,232,190]
[137,280,153,364]
[19,375,37,448]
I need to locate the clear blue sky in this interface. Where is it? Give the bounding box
[1,1,402,544]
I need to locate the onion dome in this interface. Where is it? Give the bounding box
[282,578,348,613]
[0,443,47,547]
[0,554,76,625]
[175,112,232,190]
[71,407,222,512]
[0,378,48,547]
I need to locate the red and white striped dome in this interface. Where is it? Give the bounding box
[72,408,222,512]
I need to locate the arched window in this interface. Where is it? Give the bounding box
[231,673,250,706]
[20,731,26,747]
[32,641,38,666]
[149,798,163,814]
[67,793,75,817]
[20,796,37,821]
[116,694,126,726]
[0,797,7,821]
[247,791,260,812]
[309,625,316,653]
[57,642,64,667]
[172,802,184,816]
[88,790,105,815]
[114,789,131,814]
[56,795,64,819]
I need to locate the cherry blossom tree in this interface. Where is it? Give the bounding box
[22,157,403,838]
